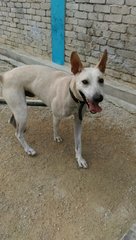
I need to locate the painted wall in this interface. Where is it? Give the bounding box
[51,0,65,64]
[0,0,136,85]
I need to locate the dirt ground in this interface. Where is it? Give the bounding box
[0,62,136,240]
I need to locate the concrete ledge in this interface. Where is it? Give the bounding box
[0,46,136,113]
[0,97,46,107]
[0,54,24,68]
[120,223,136,240]
[105,95,136,114]
[0,46,70,73]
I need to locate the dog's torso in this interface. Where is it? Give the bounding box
[1,65,78,118]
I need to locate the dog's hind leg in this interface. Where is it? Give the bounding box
[8,114,16,128]
[15,109,36,156]
[8,114,27,132]
[3,89,36,155]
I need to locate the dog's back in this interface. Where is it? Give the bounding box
[0,64,72,109]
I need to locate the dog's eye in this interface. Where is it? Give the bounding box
[98,78,104,84]
[82,80,89,85]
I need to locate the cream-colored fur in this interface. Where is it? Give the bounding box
[0,51,107,168]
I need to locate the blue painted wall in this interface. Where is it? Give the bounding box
[51,0,65,65]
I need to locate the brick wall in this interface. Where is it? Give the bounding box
[65,0,136,84]
[0,0,51,57]
[0,0,136,84]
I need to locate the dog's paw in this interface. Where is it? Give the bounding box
[25,147,36,156]
[77,158,88,169]
[54,136,63,143]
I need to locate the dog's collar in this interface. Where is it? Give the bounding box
[69,87,80,104]
[69,88,86,121]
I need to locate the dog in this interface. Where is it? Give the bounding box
[0,50,107,168]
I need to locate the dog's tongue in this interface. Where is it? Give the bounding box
[87,101,102,114]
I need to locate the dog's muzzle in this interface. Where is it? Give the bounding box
[79,91,103,114]
[69,88,103,120]
[87,93,103,114]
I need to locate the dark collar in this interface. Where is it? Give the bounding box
[69,87,81,104]
[69,88,85,121]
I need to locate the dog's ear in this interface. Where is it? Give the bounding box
[70,51,83,75]
[97,49,108,73]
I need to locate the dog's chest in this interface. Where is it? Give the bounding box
[66,105,78,116]
[60,102,78,117]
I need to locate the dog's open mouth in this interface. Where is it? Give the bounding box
[87,100,102,114]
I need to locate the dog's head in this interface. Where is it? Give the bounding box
[70,50,107,114]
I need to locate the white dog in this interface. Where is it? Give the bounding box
[0,50,107,168]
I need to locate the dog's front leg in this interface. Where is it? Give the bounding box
[53,115,63,143]
[74,115,88,168]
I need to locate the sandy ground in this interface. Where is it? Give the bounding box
[0,61,136,240]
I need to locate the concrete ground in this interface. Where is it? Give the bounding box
[0,60,136,240]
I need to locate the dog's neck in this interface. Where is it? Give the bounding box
[69,78,83,102]
[69,77,86,121]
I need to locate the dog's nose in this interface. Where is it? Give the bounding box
[93,93,103,103]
